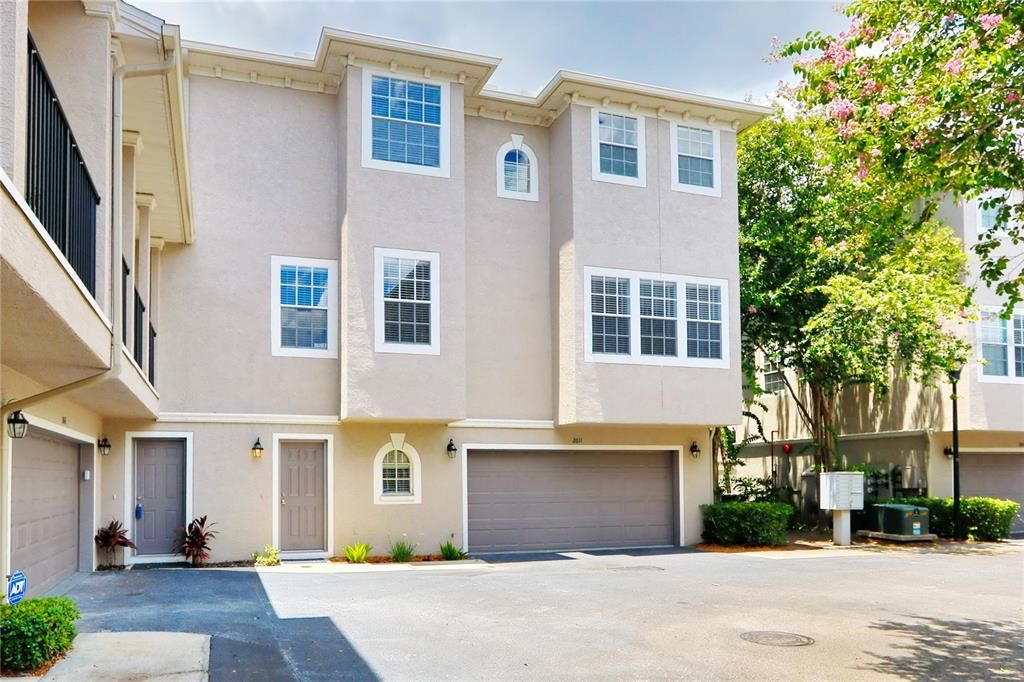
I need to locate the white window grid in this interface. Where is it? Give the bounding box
[763,359,786,393]
[591,108,646,187]
[381,449,412,495]
[978,310,1024,382]
[686,283,723,360]
[639,279,678,357]
[584,267,729,368]
[270,256,338,358]
[504,149,530,193]
[374,248,441,355]
[676,126,715,189]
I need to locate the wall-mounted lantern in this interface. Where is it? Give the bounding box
[98,437,112,456]
[6,411,29,439]
[446,438,457,459]
[251,437,264,459]
[689,441,701,459]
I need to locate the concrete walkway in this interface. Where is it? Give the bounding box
[42,632,209,681]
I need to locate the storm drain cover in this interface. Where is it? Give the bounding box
[740,631,815,647]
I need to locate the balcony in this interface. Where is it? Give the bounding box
[25,33,100,295]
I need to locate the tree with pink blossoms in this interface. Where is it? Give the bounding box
[781,0,1024,312]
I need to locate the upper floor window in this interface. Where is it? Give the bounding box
[762,359,786,393]
[591,109,646,187]
[978,190,1010,234]
[496,135,539,202]
[979,309,1024,382]
[671,124,721,197]
[374,247,440,355]
[584,266,728,367]
[270,256,338,358]
[362,70,449,178]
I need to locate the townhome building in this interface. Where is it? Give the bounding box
[742,194,1024,534]
[0,0,767,592]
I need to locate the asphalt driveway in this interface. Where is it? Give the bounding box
[59,543,1024,680]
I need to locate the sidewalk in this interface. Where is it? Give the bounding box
[41,632,209,681]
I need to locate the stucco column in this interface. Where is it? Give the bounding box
[120,133,140,355]
[135,193,154,377]
[0,0,28,191]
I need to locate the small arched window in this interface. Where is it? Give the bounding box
[496,136,539,201]
[373,436,422,504]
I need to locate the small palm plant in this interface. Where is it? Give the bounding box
[181,515,218,567]
[389,539,417,563]
[94,520,136,568]
[343,542,372,563]
[439,539,467,561]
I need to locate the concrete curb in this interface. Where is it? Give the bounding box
[42,632,210,681]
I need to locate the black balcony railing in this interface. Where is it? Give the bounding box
[25,33,100,295]
[133,288,145,368]
[148,324,156,386]
[121,259,130,346]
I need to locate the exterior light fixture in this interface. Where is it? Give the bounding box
[689,441,701,459]
[446,438,457,459]
[251,437,264,459]
[98,437,112,457]
[943,447,954,459]
[6,411,29,439]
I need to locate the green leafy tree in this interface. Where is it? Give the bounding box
[779,0,1024,312]
[739,112,971,470]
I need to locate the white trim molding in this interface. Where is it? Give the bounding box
[123,431,194,565]
[590,106,646,188]
[361,67,451,178]
[374,247,441,355]
[270,255,339,359]
[372,435,423,505]
[583,265,730,368]
[272,433,335,559]
[447,419,555,430]
[495,135,539,202]
[459,443,687,551]
[669,122,722,197]
[159,412,341,425]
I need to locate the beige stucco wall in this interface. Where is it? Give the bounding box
[0,0,28,190]
[163,76,340,415]
[339,66,467,421]
[464,116,552,419]
[99,420,714,562]
[555,104,742,426]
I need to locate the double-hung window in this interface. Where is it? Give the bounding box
[591,109,646,187]
[978,190,1011,234]
[671,124,721,196]
[362,71,449,177]
[374,247,440,355]
[762,359,786,393]
[979,309,1024,382]
[495,136,539,201]
[270,256,338,358]
[584,266,728,367]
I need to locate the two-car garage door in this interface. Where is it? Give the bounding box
[467,450,677,553]
[11,432,80,595]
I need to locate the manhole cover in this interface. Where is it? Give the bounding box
[740,631,815,647]
[123,591,143,597]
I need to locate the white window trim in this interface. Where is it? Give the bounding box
[583,265,730,368]
[361,68,451,178]
[122,431,194,565]
[270,255,338,359]
[373,436,422,505]
[495,135,539,202]
[374,247,441,355]
[976,305,1024,384]
[590,107,647,188]
[670,123,722,197]
[762,359,786,393]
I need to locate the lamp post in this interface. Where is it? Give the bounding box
[948,368,962,541]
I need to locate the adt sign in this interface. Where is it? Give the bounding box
[6,571,27,606]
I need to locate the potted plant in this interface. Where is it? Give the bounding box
[94,520,136,568]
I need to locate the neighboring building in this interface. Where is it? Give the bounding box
[0,0,768,588]
[742,194,1024,534]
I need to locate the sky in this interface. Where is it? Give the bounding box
[133,1,848,102]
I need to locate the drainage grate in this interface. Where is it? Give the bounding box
[740,631,815,647]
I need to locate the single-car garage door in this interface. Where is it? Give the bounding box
[961,453,1024,535]
[468,450,676,552]
[11,431,80,595]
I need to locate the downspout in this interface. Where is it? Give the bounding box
[1,36,176,583]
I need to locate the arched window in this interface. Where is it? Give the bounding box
[373,436,422,504]
[496,136,539,201]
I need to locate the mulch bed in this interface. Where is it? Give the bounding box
[696,543,823,553]
[329,554,467,564]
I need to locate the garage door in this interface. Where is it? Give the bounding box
[12,432,80,595]
[468,450,676,552]
[961,453,1024,535]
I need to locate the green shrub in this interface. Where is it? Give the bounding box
[900,496,1020,541]
[343,543,372,563]
[251,545,280,567]
[439,540,467,561]
[0,597,80,672]
[389,539,417,563]
[700,502,794,546]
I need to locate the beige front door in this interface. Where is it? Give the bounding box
[280,441,326,551]
[11,431,80,595]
